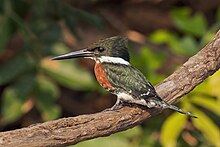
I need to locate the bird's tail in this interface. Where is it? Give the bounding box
[162,101,197,118]
[150,97,197,118]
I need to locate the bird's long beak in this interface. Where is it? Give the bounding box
[52,49,94,60]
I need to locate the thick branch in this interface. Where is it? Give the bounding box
[0,30,220,147]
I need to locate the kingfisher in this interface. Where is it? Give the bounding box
[52,36,196,118]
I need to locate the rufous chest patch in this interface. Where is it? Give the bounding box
[94,63,115,91]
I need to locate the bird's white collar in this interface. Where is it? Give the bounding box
[98,56,130,65]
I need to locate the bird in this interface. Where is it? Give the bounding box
[52,36,197,118]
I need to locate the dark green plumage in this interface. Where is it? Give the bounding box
[102,63,156,98]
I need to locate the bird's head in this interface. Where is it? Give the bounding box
[52,36,130,63]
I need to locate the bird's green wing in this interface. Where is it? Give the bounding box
[102,63,157,98]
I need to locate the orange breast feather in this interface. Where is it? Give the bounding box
[94,63,115,90]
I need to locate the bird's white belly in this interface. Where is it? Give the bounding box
[117,92,147,106]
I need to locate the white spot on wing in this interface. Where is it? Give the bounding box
[138,89,151,99]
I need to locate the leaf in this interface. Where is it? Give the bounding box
[191,68,220,95]
[1,74,35,124]
[130,45,166,85]
[74,126,142,147]
[171,7,207,37]
[31,17,61,45]
[160,113,187,147]
[64,5,103,28]
[149,30,184,55]
[41,57,97,91]
[208,70,220,98]
[34,75,61,121]
[113,126,142,139]
[149,29,175,44]
[216,7,220,22]
[42,43,97,91]
[191,96,220,116]
[191,70,220,116]
[0,15,11,53]
[178,36,199,55]
[200,31,216,47]
[150,30,199,56]
[192,79,209,93]
[134,46,166,84]
[74,137,129,147]
[64,15,78,36]
[140,46,165,70]
[192,108,220,146]
[0,54,35,85]
[40,22,61,44]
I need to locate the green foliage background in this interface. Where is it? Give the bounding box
[0,0,219,147]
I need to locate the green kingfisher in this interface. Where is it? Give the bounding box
[52,36,196,118]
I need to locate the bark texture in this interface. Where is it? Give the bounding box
[0,30,220,147]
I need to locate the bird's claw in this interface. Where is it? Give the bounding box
[103,107,120,112]
[103,101,123,112]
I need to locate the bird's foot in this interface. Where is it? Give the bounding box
[103,107,121,112]
[103,100,123,112]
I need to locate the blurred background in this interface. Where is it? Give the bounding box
[0,0,220,147]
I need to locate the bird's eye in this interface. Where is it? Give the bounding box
[97,47,105,52]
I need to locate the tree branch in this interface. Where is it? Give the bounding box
[0,30,220,147]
